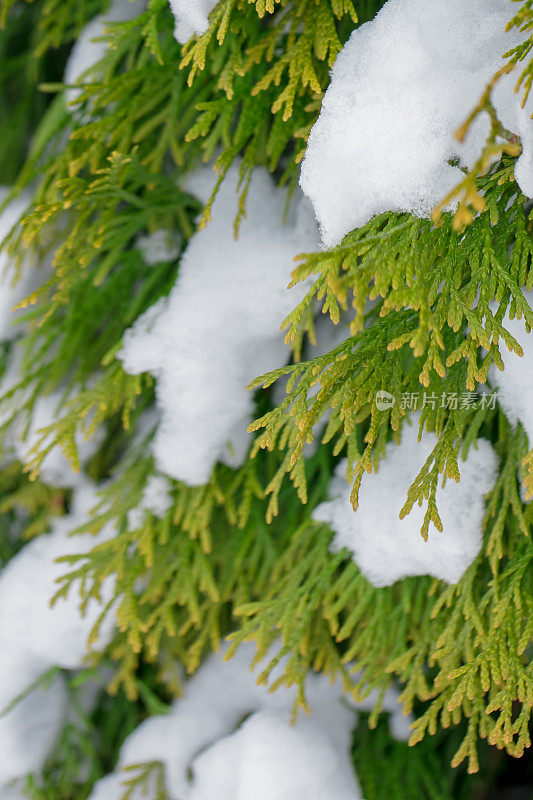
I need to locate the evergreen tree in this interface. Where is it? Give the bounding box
[0,0,532,797]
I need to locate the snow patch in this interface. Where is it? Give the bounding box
[0,651,67,787]
[0,480,116,792]
[119,164,319,485]
[88,642,410,800]
[313,422,497,585]
[0,479,116,669]
[168,0,217,44]
[300,0,533,246]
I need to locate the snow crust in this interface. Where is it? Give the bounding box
[88,641,410,800]
[0,480,116,791]
[119,164,319,485]
[300,0,533,247]
[314,423,498,585]
[64,0,144,108]
[489,292,533,444]
[168,0,217,44]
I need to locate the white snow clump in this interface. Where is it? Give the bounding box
[300,0,533,247]
[0,479,116,792]
[119,163,319,485]
[88,641,410,800]
[313,422,498,585]
[168,0,217,44]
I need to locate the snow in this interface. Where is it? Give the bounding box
[492,77,533,199]
[89,774,130,800]
[0,188,48,341]
[188,710,360,800]
[88,641,410,800]
[313,422,498,585]
[64,0,145,108]
[168,0,217,44]
[300,0,533,247]
[0,480,116,791]
[127,473,173,528]
[489,291,533,444]
[119,164,319,485]
[0,650,67,787]
[0,788,37,800]
[135,229,181,265]
[0,479,116,669]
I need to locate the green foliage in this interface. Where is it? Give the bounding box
[0,0,532,795]
[0,0,106,183]
[235,146,533,775]
[45,410,533,772]
[53,439,334,684]
[350,713,517,800]
[228,432,532,772]
[352,717,458,800]
[249,163,533,518]
[180,0,366,204]
[0,454,63,558]
[0,153,197,476]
